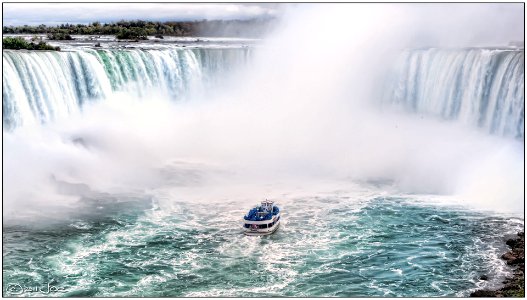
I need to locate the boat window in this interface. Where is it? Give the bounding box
[244,224,250,228]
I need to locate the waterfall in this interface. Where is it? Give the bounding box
[385,48,524,139]
[5,46,524,138]
[2,47,250,129]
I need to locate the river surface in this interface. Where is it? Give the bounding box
[3,183,523,297]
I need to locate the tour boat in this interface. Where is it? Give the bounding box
[243,200,281,236]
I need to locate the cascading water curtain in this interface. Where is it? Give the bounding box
[2,47,250,129]
[385,48,524,139]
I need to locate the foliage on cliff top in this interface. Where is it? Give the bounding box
[3,18,274,38]
[2,37,60,51]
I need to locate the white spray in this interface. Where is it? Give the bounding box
[3,4,524,225]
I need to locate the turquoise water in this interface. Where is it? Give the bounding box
[3,193,522,297]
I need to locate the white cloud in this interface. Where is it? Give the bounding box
[3,3,280,26]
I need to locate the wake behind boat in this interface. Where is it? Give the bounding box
[243,200,281,236]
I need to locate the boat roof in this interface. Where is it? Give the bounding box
[244,201,279,221]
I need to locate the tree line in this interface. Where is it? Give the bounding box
[3,37,60,51]
[3,19,274,40]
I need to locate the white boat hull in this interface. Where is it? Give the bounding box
[244,220,280,236]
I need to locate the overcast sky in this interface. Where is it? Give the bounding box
[3,3,281,26]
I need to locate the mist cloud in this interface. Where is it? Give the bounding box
[3,3,524,226]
